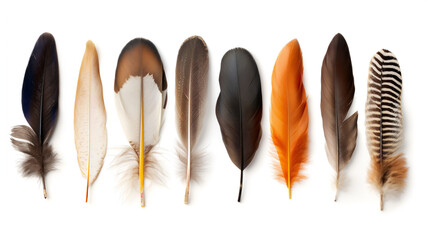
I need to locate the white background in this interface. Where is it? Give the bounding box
[0,0,426,239]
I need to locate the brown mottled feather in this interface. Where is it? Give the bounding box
[176,36,209,179]
[175,36,209,203]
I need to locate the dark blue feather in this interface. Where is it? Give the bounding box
[10,32,59,199]
[22,32,59,142]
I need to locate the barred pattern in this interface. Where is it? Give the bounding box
[365,49,403,160]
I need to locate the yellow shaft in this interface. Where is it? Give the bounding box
[139,87,145,207]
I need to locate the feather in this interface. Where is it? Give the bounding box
[175,36,209,204]
[74,41,107,202]
[10,32,59,198]
[270,39,309,199]
[321,33,358,201]
[215,48,262,202]
[366,49,408,210]
[114,38,167,207]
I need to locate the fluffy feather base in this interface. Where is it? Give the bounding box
[176,143,206,183]
[272,134,308,187]
[10,125,57,179]
[368,154,407,194]
[111,145,164,199]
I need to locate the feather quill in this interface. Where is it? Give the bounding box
[366,49,407,210]
[74,41,107,202]
[10,32,59,198]
[216,48,262,202]
[321,33,358,201]
[114,38,167,207]
[270,39,309,199]
[175,36,209,204]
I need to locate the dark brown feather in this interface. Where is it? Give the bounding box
[321,33,358,201]
[216,48,262,202]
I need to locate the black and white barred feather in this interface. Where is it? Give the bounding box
[366,49,403,157]
[365,49,407,210]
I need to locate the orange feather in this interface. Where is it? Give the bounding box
[270,39,309,199]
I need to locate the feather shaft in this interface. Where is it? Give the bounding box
[39,76,47,198]
[140,81,145,207]
[184,92,191,204]
[184,70,192,204]
[86,59,91,203]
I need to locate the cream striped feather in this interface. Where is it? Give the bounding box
[366,49,408,210]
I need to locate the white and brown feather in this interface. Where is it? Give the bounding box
[113,38,167,192]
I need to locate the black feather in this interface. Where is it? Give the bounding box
[11,32,59,199]
[215,48,262,202]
